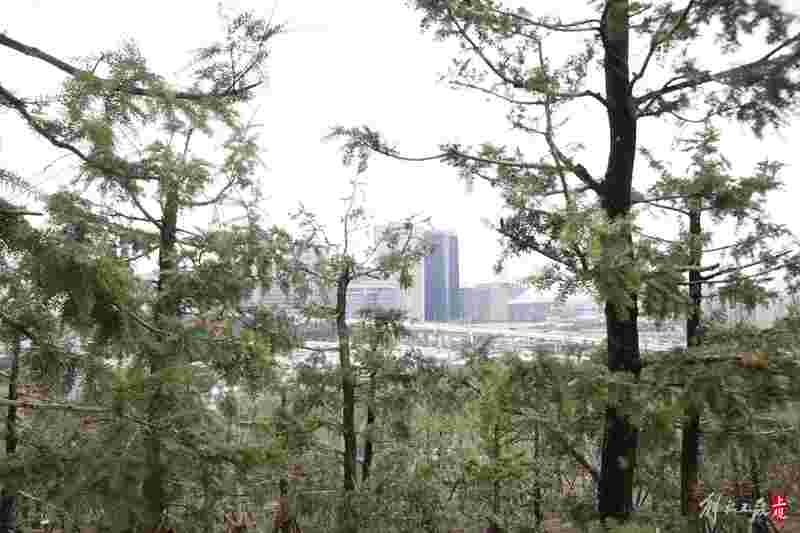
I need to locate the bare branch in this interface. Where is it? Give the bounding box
[700,250,792,281]
[367,141,548,171]
[631,0,697,89]
[676,263,721,273]
[703,243,737,253]
[444,5,526,90]
[0,209,44,216]
[300,344,339,354]
[635,231,678,244]
[185,177,238,208]
[497,224,578,271]
[112,304,173,338]
[451,80,546,105]
[489,6,601,34]
[451,80,607,107]
[635,200,690,215]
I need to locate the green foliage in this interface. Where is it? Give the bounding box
[637,122,795,323]
[0,7,293,532]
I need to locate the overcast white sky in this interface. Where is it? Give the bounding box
[2,0,800,287]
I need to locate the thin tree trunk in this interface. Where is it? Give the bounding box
[361,372,376,484]
[532,422,543,528]
[749,451,761,503]
[143,181,180,531]
[336,272,358,533]
[492,423,501,520]
[682,208,703,532]
[273,479,290,533]
[598,0,642,522]
[0,335,21,533]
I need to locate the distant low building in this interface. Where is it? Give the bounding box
[244,249,333,313]
[458,283,526,322]
[574,302,602,321]
[346,278,403,319]
[459,286,491,322]
[508,289,553,322]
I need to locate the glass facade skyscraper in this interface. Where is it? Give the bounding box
[424,230,460,321]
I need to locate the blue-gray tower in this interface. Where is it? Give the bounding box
[423,230,460,321]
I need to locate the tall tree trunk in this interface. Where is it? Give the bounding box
[143,182,180,531]
[361,371,376,484]
[274,479,290,533]
[492,423,501,521]
[0,335,21,533]
[336,272,358,533]
[532,422,543,528]
[682,208,703,531]
[598,0,641,521]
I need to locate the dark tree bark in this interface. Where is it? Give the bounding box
[598,0,642,521]
[682,209,703,530]
[361,371,376,484]
[0,336,20,533]
[532,422,543,528]
[0,494,14,533]
[336,270,358,533]
[273,479,291,533]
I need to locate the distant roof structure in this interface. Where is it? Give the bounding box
[349,277,401,289]
[509,288,555,305]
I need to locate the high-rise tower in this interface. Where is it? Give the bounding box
[424,229,460,322]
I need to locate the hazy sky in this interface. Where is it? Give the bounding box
[3,0,800,287]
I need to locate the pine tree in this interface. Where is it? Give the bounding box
[328,0,800,520]
[289,180,431,533]
[1,10,294,531]
[1,187,134,533]
[353,306,409,485]
[635,123,799,529]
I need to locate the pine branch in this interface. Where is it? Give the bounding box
[0,208,44,216]
[0,33,261,101]
[0,397,108,413]
[513,407,600,483]
[113,305,173,338]
[699,250,793,282]
[0,82,162,229]
[635,32,800,110]
[0,309,40,343]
